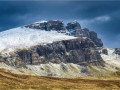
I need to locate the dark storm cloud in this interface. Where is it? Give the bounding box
[75,1,120,18]
[0,1,120,47]
[0,1,78,29]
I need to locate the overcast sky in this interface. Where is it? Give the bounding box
[0,1,120,48]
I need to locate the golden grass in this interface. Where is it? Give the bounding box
[0,68,120,90]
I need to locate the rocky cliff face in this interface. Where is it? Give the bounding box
[16,38,104,66]
[0,20,105,68]
[25,20,103,47]
[25,20,65,31]
[1,20,120,77]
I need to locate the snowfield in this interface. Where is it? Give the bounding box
[0,27,76,54]
[101,48,120,68]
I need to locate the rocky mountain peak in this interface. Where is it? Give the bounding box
[47,20,65,31]
[0,20,105,68]
[25,20,65,31]
[66,20,81,30]
[25,20,103,47]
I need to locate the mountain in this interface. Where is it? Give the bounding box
[25,20,103,47]
[0,20,120,77]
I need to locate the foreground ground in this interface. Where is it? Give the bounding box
[0,69,120,90]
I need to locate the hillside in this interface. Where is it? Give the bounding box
[0,20,120,79]
[1,68,120,90]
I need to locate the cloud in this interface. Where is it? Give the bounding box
[95,16,111,22]
[81,15,111,24]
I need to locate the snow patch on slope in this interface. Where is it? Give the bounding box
[0,27,76,54]
[101,48,120,68]
[26,63,87,77]
[0,62,35,75]
[0,62,89,77]
[34,20,47,24]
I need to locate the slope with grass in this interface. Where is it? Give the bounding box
[1,68,120,90]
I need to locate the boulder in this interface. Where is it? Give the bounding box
[102,49,108,55]
[66,21,81,30]
[115,48,120,55]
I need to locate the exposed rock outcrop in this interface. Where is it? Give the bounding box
[66,21,81,30]
[114,48,120,55]
[102,49,108,55]
[25,20,103,47]
[0,20,105,68]
[25,20,65,31]
[69,28,103,47]
[47,20,65,31]
[25,21,47,30]
[16,38,104,66]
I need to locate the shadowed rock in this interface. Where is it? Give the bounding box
[66,21,81,30]
[16,38,104,66]
[102,49,108,55]
[115,48,120,55]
